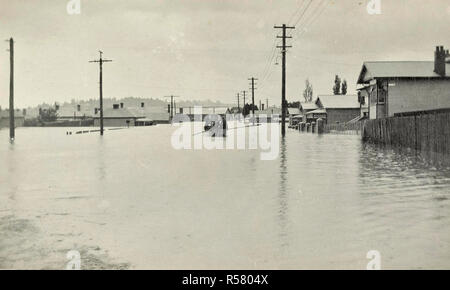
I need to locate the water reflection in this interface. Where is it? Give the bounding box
[278,138,289,250]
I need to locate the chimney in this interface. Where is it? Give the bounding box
[141,102,145,108]
[77,104,81,112]
[262,104,265,110]
[113,104,120,109]
[120,102,124,108]
[434,46,447,76]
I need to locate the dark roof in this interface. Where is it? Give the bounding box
[357,61,450,84]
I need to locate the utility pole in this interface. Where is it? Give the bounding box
[248,77,258,117]
[164,95,179,121]
[274,24,294,137]
[89,51,112,136]
[8,38,14,140]
[242,91,247,117]
[237,93,240,112]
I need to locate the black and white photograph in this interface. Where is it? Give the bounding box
[1,0,450,275]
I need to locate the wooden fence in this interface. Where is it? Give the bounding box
[323,122,363,135]
[362,111,450,154]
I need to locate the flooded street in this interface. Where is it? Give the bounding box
[1,125,450,269]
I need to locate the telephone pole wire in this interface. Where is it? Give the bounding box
[89,51,113,136]
[274,24,295,137]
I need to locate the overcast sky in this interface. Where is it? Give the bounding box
[1,0,449,108]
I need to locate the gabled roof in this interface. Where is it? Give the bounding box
[316,95,359,109]
[288,108,301,115]
[357,61,450,84]
[299,101,318,111]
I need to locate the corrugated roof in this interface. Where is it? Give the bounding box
[299,101,318,111]
[316,95,359,109]
[357,61,450,83]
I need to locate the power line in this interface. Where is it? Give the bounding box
[287,0,307,26]
[292,0,314,27]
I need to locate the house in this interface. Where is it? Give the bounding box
[299,101,319,123]
[0,108,25,128]
[312,95,360,124]
[93,104,145,127]
[356,46,450,119]
[128,106,170,124]
[287,108,302,127]
[57,104,95,120]
[305,108,327,123]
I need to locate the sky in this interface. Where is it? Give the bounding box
[0,0,449,108]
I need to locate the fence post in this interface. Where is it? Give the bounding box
[317,118,324,134]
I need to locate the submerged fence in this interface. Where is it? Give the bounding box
[323,122,363,135]
[362,110,450,154]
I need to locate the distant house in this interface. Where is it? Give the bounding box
[299,101,319,122]
[57,104,95,120]
[313,95,360,124]
[93,104,145,127]
[226,107,242,115]
[287,108,301,127]
[357,46,450,119]
[128,106,170,124]
[0,109,25,128]
[305,108,327,123]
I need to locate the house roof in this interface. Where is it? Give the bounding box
[255,107,282,115]
[58,105,95,118]
[357,61,450,84]
[288,108,301,115]
[306,108,327,115]
[0,109,24,118]
[94,108,144,119]
[299,102,318,111]
[316,95,359,109]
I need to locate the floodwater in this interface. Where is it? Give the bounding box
[1,124,449,269]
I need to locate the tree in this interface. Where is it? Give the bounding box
[243,103,258,116]
[303,79,314,102]
[39,107,58,122]
[288,101,300,108]
[333,75,341,95]
[341,79,348,95]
